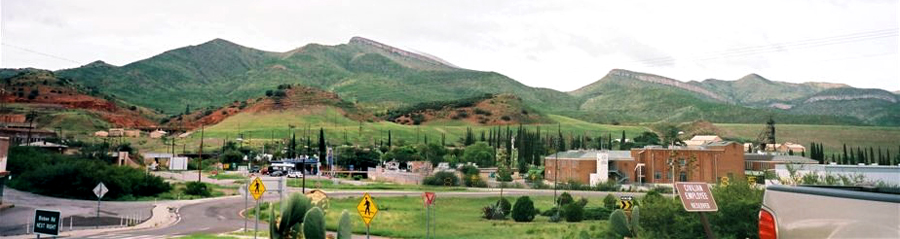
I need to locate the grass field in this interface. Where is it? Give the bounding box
[716,123,900,156]
[250,195,610,239]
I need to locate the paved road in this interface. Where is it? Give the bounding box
[0,187,154,236]
[80,186,647,238]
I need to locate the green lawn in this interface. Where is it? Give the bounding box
[209,173,248,180]
[252,195,611,239]
[717,123,900,156]
[287,178,469,192]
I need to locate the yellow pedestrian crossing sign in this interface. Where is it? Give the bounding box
[249,177,266,200]
[357,192,378,226]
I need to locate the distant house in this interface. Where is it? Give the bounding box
[94,131,109,137]
[149,130,167,139]
[124,130,140,137]
[776,142,806,154]
[0,128,57,144]
[108,128,125,137]
[20,141,68,154]
[684,135,723,147]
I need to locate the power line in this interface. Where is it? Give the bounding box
[1,43,84,65]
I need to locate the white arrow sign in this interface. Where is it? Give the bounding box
[93,182,108,199]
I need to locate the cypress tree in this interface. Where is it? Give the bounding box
[869,147,875,165]
[619,131,626,150]
[318,128,326,164]
[388,130,392,148]
[842,144,848,164]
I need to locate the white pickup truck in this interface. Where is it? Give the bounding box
[759,185,900,238]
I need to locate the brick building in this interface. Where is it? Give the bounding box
[544,141,746,185]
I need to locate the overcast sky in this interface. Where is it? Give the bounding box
[2,0,898,91]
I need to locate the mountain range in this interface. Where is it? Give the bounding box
[8,37,896,126]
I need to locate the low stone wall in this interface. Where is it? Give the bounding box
[367,167,424,185]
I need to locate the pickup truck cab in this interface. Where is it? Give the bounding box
[759,185,900,238]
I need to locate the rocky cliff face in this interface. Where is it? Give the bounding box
[348,37,458,69]
[609,69,728,102]
[804,94,897,103]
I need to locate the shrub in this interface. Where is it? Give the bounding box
[184,182,212,197]
[576,197,589,208]
[423,171,460,186]
[540,207,558,217]
[500,115,511,121]
[603,194,618,210]
[584,207,612,220]
[463,174,487,187]
[338,210,353,239]
[460,164,479,176]
[563,202,584,222]
[512,196,537,222]
[497,197,512,216]
[303,207,326,239]
[482,204,504,220]
[557,192,574,206]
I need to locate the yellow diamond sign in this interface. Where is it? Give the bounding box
[249,177,266,200]
[356,192,378,226]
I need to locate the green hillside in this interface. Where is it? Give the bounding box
[570,70,863,125]
[694,74,842,105]
[717,123,900,157]
[57,37,579,116]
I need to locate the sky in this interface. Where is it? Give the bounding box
[2,0,898,92]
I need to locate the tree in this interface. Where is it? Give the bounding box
[632,131,660,147]
[381,146,420,165]
[462,142,495,167]
[619,131,627,150]
[318,128,326,164]
[417,142,448,166]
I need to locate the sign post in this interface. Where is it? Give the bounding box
[357,193,379,239]
[249,177,266,239]
[423,192,436,239]
[33,209,60,238]
[674,182,718,239]
[618,195,634,211]
[92,182,108,228]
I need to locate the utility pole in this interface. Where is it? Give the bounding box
[198,125,204,182]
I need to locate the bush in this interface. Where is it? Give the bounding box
[603,194,618,210]
[557,192,574,206]
[584,207,612,220]
[423,171,460,186]
[338,210,353,239]
[482,204,505,220]
[540,207,559,217]
[463,174,487,187]
[563,202,584,222]
[303,207,326,239]
[6,146,171,200]
[184,182,212,197]
[512,196,537,222]
[497,197,512,216]
[460,164,479,176]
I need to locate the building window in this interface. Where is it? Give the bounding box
[654,171,661,180]
[680,172,687,181]
[667,171,672,179]
[679,159,686,166]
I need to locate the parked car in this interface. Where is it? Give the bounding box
[249,166,260,173]
[287,171,303,178]
[269,170,284,177]
[759,185,900,238]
